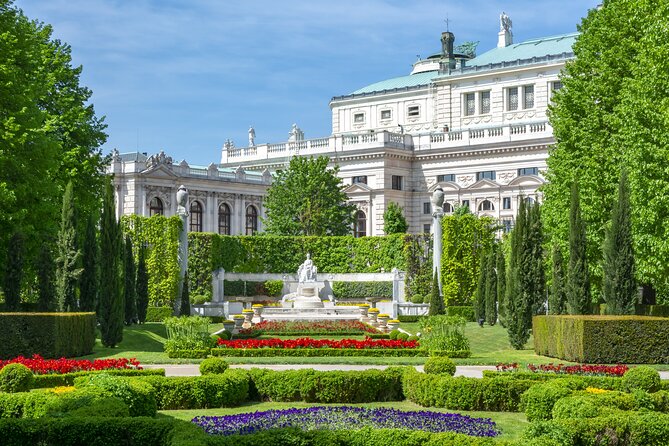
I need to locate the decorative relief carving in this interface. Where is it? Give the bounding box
[145,185,172,207]
[146,150,173,169]
[498,172,517,185]
[458,175,475,188]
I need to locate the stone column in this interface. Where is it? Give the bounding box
[176,185,189,313]
[431,187,445,296]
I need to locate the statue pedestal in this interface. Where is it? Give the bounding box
[292,284,324,309]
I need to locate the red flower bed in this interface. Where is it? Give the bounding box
[526,363,628,377]
[241,320,378,335]
[0,354,142,375]
[495,363,519,372]
[216,337,418,350]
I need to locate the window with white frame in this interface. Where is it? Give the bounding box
[552,81,563,92]
[380,109,392,120]
[353,112,365,124]
[480,91,491,114]
[407,105,420,118]
[423,202,431,214]
[524,85,535,109]
[463,91,491,116]
[391,175,403,190]
[479,200,494,211]
[464,93,476,116]
[503,197,511,210]
[518,167,539,176]
[437,174,455,182]
[507,85,535,111]
[507,87,519,111]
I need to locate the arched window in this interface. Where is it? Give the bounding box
[354,210,366,237]
[246,205,258,235]
[149,197,164,216]
[443,202,453,214]
[218,203,231,235]
[479,200,494,211]
[189,201,203,232]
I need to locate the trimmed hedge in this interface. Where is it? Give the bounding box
[30,369,164,389]
[398,315,424,323]
[402,370,535,411]
[446,306,476,322]
[146,306,173,322]
[0,313,95,359]
[533,315,669,363]
[167,349,210,359]
[332,281,393,299]
[211,348,424,357]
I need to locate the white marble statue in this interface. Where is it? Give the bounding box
[288,123,304,142]
[297,253,317,283]
[500,12,512,32]
[248,126,256,147]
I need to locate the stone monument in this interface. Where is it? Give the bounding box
[176,185,189,312]
[248,126,256,147]
[282,254,324,308]
[431,187,445,295]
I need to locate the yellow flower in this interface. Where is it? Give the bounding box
[48,386,76,394]
[585,387,608,394]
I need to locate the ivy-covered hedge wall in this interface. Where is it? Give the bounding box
[332,282,393,299]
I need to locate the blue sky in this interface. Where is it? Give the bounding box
[17,0,599,166]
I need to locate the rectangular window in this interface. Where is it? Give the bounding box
[462,200,470,209]
[423,202,431,214]
[380,109,392,120]
[524,85,535,109]
[517,167,539,176]
[465,93,476,116]
[352,176,367,184]
[507,87,518,111]
[353,112,365,124]
[423,224,431,233]
[391,175,403,190]
[476,171,496,181]
[502,218,514,233]
[437,174,456,182]
[480,91,491,114]
[503,197,511,210]
[552,81,563,91]
[407,105,420,118]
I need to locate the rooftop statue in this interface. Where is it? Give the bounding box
[248,126,256,147]
[288,123,304,142]
[500,12,512,32]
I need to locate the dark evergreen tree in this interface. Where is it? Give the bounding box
[485,249,498,326]
[496,246,507,326]
[567,182,591,314]
[549,244,567,315]
[99,182,124,347]
[124,235,137,324]
[79,214,98,312]
[506,198,531,349]
[180,272,191,316]
[36,243,56,311]
[603,169,636,314]
[56,181,82,311]
[528,202,546,315]
[428,269,444,316]
[3,232,24,311]
[136,244,149,323]
[475,251,487,323]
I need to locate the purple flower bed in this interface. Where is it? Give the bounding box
[192,406,499,437]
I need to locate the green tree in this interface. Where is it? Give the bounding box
[603,169,636,314]
[567,182,591,314]
[485,248,498,326]
[179,272,191,317]
[383,202,408,234]
[262,156,355,236]
[79,214,98,312]
[544,0,669,298]
[496,245,507,326]
[3,232,24,311]
[124,235,137,324]
[0,1,107,286]
[36,243,56,311]
[549,244,567,315]
[428,268,444,316]
[136,244,149,323]
[99,182,124,347]
[474,252,486,322]
[56,181,81,312]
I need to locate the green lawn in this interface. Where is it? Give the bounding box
[159,401,528,441]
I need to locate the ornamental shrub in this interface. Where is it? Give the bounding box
[74,373,157,417]
[419,315,470,356]
[199,358,229,375]
[397,333,409,341]
[388,330,400,340]
[423,357,456,376]
[0,364,34,393]
[521,378,583,421]
[551,395,600,420]
[407,335,419,342]
[623,366,661,393]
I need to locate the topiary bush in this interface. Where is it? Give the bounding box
[397,333,409,341]
[74,373,157,417]
[388,330,400,340]
[521,378,584,421]
[623,366,661,393]
[0,364,34,393]
[423,357,456,376]
[199,358,229,375]
[551,395,601,420]
[407,335,419,342]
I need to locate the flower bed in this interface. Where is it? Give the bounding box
[527,363,628,377]
[211,348,423,357]
[238,320,378,336]
[0,354,141,374]
[216,337,417,350]
[192,406,499,437]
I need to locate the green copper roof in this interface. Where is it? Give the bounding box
[345,32,577,97]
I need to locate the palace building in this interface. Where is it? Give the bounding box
[111,14,575,236]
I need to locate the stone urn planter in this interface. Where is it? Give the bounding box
[367,308,380,327]
[223,320,235,332]
[233,315,245,329]
[358,304,370,322]
[252,304,264,318]
[387,320,400,332]
[242,309,254,325]
[377,314,390,330]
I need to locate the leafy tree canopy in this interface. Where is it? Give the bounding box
[383,202,408,234]
[263,156,355,236]
[544,0,669,298]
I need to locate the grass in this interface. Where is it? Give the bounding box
[158,401,528,441]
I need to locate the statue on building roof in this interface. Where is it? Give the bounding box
[111,148,121,163]
[288,123,304,142]
[248,126,256,147]
[224,139,235,151]
[500,12,512,32]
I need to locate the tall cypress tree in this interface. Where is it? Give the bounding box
[475,251,487,323]
[549,244,567,315]
[179,271,191,317]
[603,169,636,314]
[428,268,444,316]
[3,232,24,311]
[99,182,124,347]
[496,247,507,327]
[485,248,498,326]
[37,243,56,311]
[567,182,591,314]
[56,181,82,312]
[528,202,546,315]
[136,244,149,323]
[124,235,137,324]
[506,198,533,349]
[80,214,99,312]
